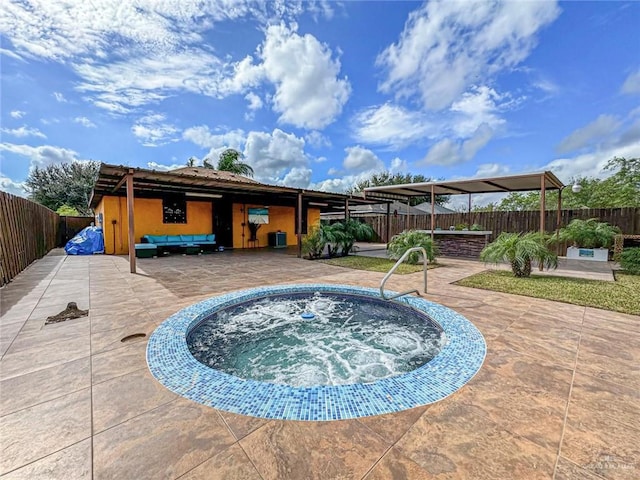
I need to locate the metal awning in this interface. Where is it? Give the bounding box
[363,171,564,200]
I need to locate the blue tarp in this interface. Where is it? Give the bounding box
[65,226,105,255]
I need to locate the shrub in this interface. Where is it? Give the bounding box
[332,220,375,256]
[620,247,640,274]
[302,226,326,259]
[557,218,620,249]
[480,232,558,278]
[387,230,438,264]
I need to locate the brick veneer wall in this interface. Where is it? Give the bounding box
[435,234,490,258]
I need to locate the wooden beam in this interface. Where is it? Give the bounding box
[556,188,562,255]
[111,174,128,193]
[345,198,350,221]
[126,170,136,274]
[297,192,303,258]
[430,184,435,243]
[540,174,546,236]
[468,193,472,229]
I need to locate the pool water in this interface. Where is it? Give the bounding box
[187,292,445,387]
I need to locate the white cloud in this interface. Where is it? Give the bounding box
[449,86,510,137]
[281,167,313,188]
[146,161,185,171]
[342,146,384,172]
[0,142,86,170]
[544,142,640,183]
[352,104,433,149]
[243,128,308,184]
[74,116,96,128]
[304,131,331,149]
[0,174,27,197]
[390,157,408,172]
[1,126,46,139]
[131,113,179,147]
[53,92,67,103]
[10,110,25,119]
[182,126,246,150]
[252,23,351,129]
[244,92,263,110]
[475,163,511,178]
[621,69,640,95]
[377,0,560,110]
[557,114,622,153]
[422,124,494,166]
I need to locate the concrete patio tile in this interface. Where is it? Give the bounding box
[218,410,270,441]
[357,405,429,444]
[0,439,91,480]
[92,367,177,432]
[91,340,148,384]
[554,456,608,480]
[0,335,90,381]
[0,388,91,475]
[92,397,236,480]
[7,318,90,354]
[497,328,578,368]
[568,373,639,431]
[0,321,23,357]
[561,404,640,480]
[90,321,156,354]
[90,309,153,333]
[0,357,90,416]
[362,447,435,480]
[576,340,640,389]
[395,401,556,479]
[239,419,389,480]
[179,443,262,480]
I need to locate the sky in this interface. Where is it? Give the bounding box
[1,0,639,207]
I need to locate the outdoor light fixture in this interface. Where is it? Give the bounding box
[187,192,223,198]
[571,183,582,193]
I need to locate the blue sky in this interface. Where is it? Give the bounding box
[1,1,639,206]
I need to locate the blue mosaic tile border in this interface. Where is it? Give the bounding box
[147,284,486,421]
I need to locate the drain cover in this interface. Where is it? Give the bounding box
[121,333,147,343]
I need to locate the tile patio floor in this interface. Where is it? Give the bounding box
[0,248,638,479]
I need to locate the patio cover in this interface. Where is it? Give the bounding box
[90,163,386,272]
[363,171,566,242]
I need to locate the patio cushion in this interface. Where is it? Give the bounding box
[143,235,167,244]
[167,235,182,243]
[180,235,195,242]
[192,234,208,242]
[206,234,215,242]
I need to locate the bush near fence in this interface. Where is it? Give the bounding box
[361,207,640,255]
[0,192,59,286]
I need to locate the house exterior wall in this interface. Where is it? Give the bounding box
[96,196,212,254]
[231,203,321,249]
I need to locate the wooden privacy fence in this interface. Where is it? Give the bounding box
[362,207,640,246]
[0,192,59,287]
[58,215,94,247]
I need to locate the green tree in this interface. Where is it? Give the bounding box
[56,204,81,216]
[331,219,375,256]
[185,157,197,167]
[387,230,438,264]
[216,149,254,177]
[480,232,558,277]
[350,171,448,206]
[25,161,100,215]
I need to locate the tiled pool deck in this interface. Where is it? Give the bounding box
[1,249,638,479]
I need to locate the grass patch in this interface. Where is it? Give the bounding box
[319,255,439,274]
[455,270,640,315]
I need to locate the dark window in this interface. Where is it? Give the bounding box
[163,195,187,224]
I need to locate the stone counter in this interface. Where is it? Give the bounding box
[417,230,492,258]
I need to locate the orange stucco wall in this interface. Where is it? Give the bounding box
[96,196,212,254]
[231,204,321,249]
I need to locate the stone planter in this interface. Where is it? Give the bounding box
[566,246,609,262]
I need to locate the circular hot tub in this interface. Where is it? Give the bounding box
[147,284,486,421]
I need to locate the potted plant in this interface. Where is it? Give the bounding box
[557,218,620,262]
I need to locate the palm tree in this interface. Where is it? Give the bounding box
[332,220,375,256]
[202,157,214,169]
[217,149,254,177]
[186,157,197,167]
[480,232,558,278]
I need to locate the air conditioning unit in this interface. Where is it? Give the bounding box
[268,231,287,248]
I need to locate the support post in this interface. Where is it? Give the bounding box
[430,185,435,243]
[126,170,136,274]
[540,174,546,237]
[556,188,562,255]
[386,202,391,243]
[345,198,350,221]
[297,192,303,258]
[468,193,472,229]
